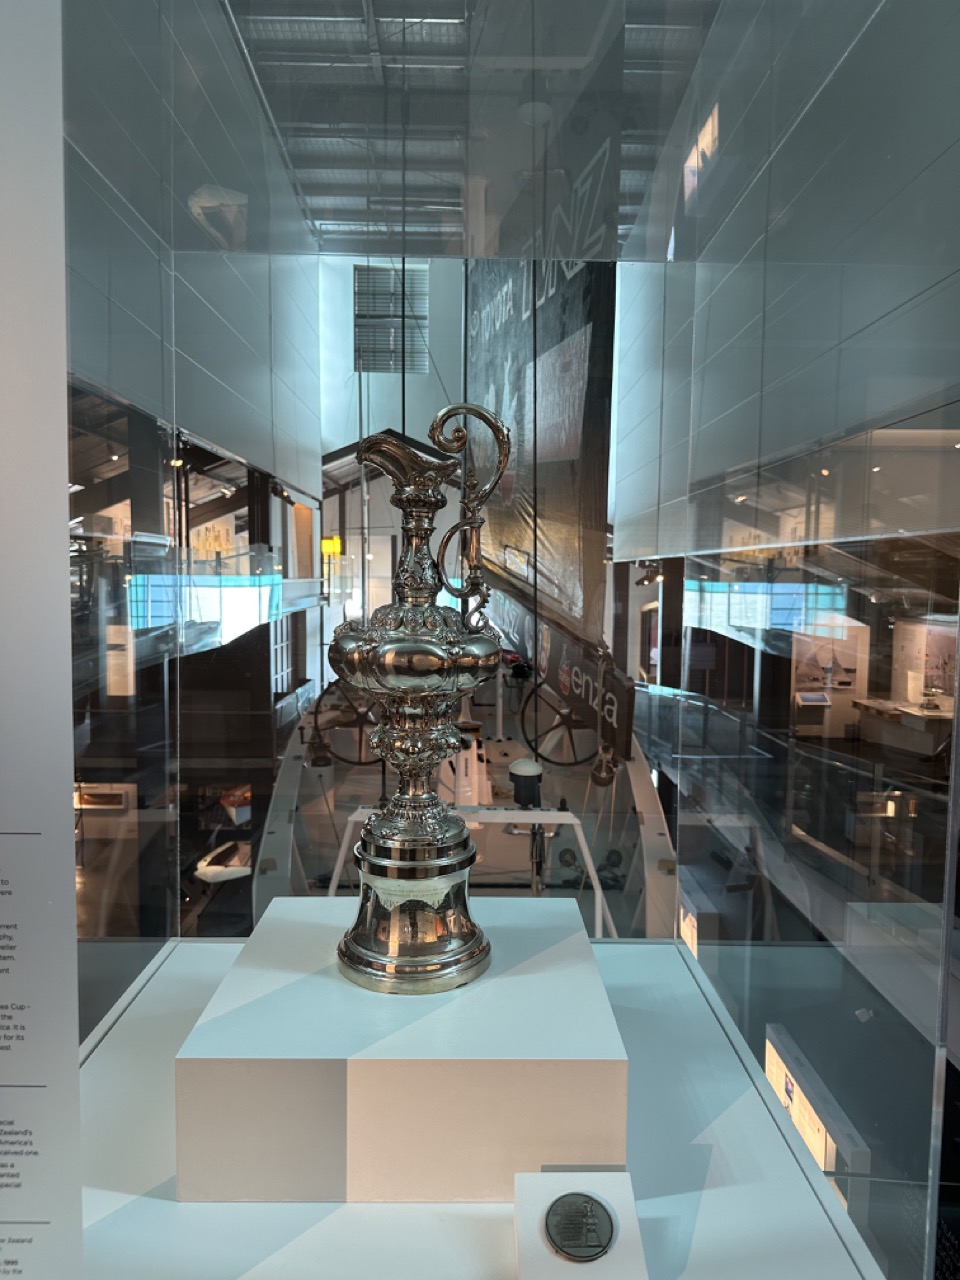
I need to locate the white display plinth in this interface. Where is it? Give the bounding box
[175,897,628,1203]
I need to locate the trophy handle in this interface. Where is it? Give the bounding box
[435,517,490,631]
[429,404,510,631]
[428,403,510,510]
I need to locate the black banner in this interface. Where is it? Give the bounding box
[466,256,615,646]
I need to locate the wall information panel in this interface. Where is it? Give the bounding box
[0,2,82,1275]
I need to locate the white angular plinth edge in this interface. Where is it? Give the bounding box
[175,897,628,1202]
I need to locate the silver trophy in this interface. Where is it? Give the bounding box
[329,404,510,994]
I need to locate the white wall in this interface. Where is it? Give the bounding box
[0,2,82,1272]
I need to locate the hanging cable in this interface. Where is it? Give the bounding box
[400,3,408,436]
[530,0,540,763]
[358,354,369,624]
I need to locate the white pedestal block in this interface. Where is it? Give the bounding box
[175,897,628,1203]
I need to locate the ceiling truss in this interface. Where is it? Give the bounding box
[225,0,718,254]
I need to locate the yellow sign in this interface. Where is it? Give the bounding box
[321,535,342,557]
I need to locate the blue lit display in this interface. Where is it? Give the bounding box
[128,573,283,646]
[683,579,848,644]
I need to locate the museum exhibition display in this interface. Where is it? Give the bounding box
[8,0,960,1275]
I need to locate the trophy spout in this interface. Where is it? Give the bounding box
[357,432,460,493]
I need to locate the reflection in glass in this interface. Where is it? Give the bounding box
[635,536,958,1279]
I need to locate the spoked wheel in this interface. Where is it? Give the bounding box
[519,680,598,766]
[313,680,381,765]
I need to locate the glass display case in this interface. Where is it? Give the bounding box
[4,0,960,1275]
[633,535,958,1279]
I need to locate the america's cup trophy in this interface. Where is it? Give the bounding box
[328,404,510,993]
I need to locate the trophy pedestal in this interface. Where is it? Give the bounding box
[175,897,628,1203]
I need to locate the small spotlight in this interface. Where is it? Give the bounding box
[365,553,374,561]
[820,468,830,476]
[733,494,747,504]
[171,458,184,467]
[110,452,119,462]
[634,561,662,587]
[871,466,880,473]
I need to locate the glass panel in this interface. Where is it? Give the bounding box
[223,0,716,260]
[630,537,957,1279]
[70,390,178,1035]
[63,0,960,1272]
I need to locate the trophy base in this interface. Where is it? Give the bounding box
[337,930,491,995]
[338,820,491,994]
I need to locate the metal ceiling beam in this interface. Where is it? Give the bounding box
[295,156,464,173]
[361,0,384,86]
[302,181,461,198]
[268,86,668,132]
[281,120,467,140]
[187,486,250,532]
[226,0,717,253]
[270,92,469,134]
[234,0,462,18]
[69,472,132,522]
[625,0,718,22]
[253,53,466,67]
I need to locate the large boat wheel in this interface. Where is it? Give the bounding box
[313,679,381,765]
[519,680,598,766]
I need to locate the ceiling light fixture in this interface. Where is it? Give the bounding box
[635,560,663,587]
[820,468,830,476]
[871,466,880,472]
[733,494,747,504]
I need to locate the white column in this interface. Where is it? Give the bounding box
[0,3,81,1276]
